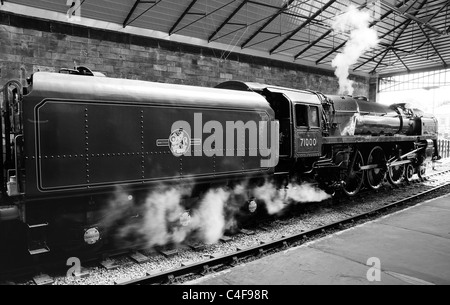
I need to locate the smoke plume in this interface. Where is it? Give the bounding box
[331,5,378,95]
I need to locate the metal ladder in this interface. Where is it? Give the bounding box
[27,223,50,256]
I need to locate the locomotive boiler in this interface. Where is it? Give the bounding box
[325,95,437,137]
[0,68,439,258]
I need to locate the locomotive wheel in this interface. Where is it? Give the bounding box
[366,146,387,190]
[404,164,415,182]
[343,151,364,197]
[417,162,428,180]
[387,162,405,186]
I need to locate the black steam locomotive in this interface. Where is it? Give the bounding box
[0,67,439,256]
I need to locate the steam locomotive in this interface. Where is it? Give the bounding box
[0,67,439,257]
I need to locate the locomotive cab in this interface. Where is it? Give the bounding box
[265,88,323,159]
[287,90,323,159]
[216,82,323,160]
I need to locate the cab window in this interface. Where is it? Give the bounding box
[310,106,320,128]
[295,104,308,127]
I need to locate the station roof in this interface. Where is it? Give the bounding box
[2,0,450,77]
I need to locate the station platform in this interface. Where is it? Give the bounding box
[188,194,450,285]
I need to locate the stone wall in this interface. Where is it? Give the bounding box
[0,11,369,96]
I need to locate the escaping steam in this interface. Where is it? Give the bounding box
[103,185,242,247]
[253,182,285,215]
[102,181,331,248]
[331,5,378,95]
[190,188,230,244]
[253,182,331,215]
[102,186,193,248]
[138,187,190,246]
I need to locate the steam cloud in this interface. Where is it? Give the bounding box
[102,181,331,248]
[190,188,230,244]
[254,182,331,215]
[331,5,378,95]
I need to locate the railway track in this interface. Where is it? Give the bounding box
[3,163,450,285]
[121,166,450,286]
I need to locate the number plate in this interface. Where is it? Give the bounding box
[295,132,321,157]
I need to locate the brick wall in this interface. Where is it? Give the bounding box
[0,12,369,96]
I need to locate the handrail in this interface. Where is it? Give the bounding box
[13,134,24,196]
[2,80,24,196]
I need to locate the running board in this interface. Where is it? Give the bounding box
[29,247,51,256]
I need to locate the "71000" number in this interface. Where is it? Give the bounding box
[300,138,317,147]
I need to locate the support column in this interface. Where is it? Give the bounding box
[369,76,379,103]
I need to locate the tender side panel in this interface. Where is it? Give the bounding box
[36,102,86,188]
[25,100,273,196]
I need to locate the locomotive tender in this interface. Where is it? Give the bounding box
[0,67,439,255]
